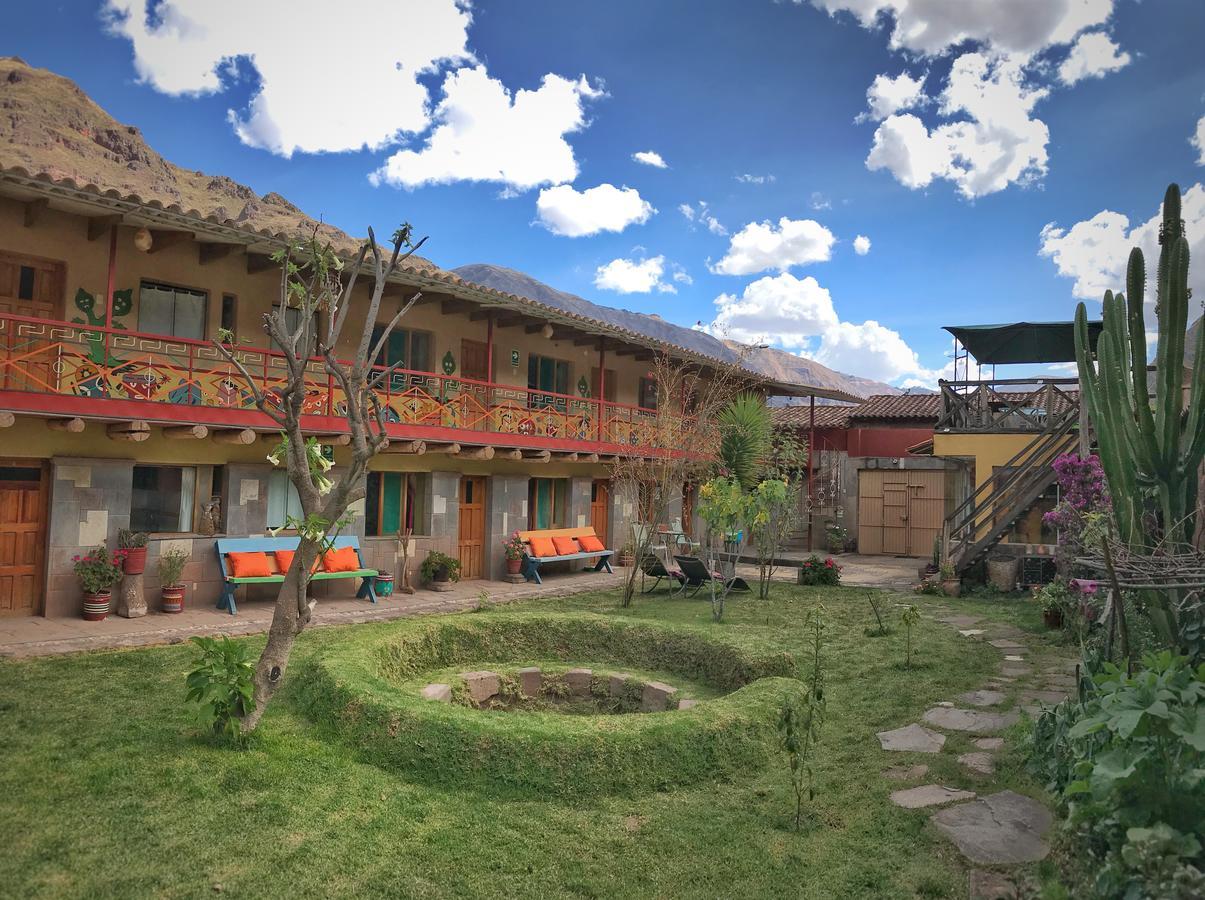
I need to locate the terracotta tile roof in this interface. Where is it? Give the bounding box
[772,404,858,429]
[848,393,941,421]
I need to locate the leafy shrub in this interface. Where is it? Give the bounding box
[1029,652,1205,898]
[797,554,841,586]
[72,546,124,594]
[158,547,190,587]
[420,550,461,583]
[185,636,256,745]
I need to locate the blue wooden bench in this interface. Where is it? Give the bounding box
[517,527,613,585]
[215,536,377,615]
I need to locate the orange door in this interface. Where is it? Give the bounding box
[458,476,486,579]
[0,251,63,393]
[0,463,46,616]
[590,480,609,546]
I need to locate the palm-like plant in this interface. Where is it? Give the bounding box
[718,393,770,489]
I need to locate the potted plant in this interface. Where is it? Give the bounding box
[158,547,190,613]
[1036,580,1069,629]
[73,545,124,621]
[939,562,961,597]
[420,550,462,586]
[926,536,941,576]
[824,522,848,555]
[618,540,635,568]
[374,571,394,597]
[117,528,149,575]
[501,531,526,575]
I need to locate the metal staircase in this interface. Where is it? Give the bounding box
[944,410,1080,574]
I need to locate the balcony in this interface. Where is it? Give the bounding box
[0,312,687,456]
[937,378,1081,434]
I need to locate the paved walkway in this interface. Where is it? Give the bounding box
[0,571,617,659]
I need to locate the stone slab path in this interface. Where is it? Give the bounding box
[879,600,1078,897]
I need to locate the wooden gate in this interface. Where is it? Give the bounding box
[458,476,486,579]
[590,480,609,545]
[0,462,46,616]
[858,469,945,557]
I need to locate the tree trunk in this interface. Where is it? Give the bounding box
[240,539,320,732]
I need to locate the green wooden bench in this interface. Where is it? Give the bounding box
[216,536,377,615]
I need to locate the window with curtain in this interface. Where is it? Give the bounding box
[138,282,207,339]
[529,478,569,529]
[638,376,658,411]
[364,471,431,536]
[131,465,197,532]
[266,469,304,530]
[528,354,570,411]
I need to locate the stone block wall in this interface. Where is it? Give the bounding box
[486,474,529,579]
[568,477,592,531]
[45,457,134,617]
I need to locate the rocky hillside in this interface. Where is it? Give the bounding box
[0,56,436,268]
[452,263,902,399]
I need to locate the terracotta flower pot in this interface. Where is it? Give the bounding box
[506,558,522,575]
[83,590,112,621]
[941,579,962,598]
[161,585,185,614]
[122,547,148,575]
[1043,608,1064,630]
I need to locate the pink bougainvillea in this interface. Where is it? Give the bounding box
[1043,452,1111,545]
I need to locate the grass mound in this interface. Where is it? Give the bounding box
[296,611,803,797]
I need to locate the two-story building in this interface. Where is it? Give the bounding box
[0,166,853,618]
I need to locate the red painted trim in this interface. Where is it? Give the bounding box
[105,226,117,328]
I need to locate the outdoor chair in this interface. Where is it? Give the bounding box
[673,555,751,597]
[670,517,701,554]
[639,552,684,593]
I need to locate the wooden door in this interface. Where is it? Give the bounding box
[0,251,64,393]
[457,476,486,579]
[881,477,910,555]
[906,471,945,560]
[461,339,490,383]
[0,463,46,616]
[590,480,609,546]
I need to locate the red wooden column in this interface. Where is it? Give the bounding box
[807,394,816,550]
[485,313,495,421]
[596,341,605,441]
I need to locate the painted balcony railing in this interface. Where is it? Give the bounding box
[0,312,693,454]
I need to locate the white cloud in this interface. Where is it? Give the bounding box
[807,0,1114,57]
[679,201,727,235]
[866,53,1049,198]
[810,191,832,211]
[1058,31,1130,85]
[862,71,927,121]
[711,273,839,349]
[372,67,603,191]
[1193,116,1205,166]
[535,183,655,238]
[103,0,473,156]
[853,234,872,255]
[1039,183,1205,307]
[709,272,941,384]
[736,173,776,184]
[711,217,836,276]
[632,150,667,168]
[671,265,693,285]
[594,256,678,294]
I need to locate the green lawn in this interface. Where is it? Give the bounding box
[0,583,1065,899]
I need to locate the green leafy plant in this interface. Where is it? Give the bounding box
[71,546,124,594]
[824,522,848,554]
[901,605,921,669]
[938,562,956,582]
[797,554,841,586]
[778,605,826,831]
[717,393,770,490]
[185,636,256,746]
[501,531,526,561]
[1029,652,1205,898]
[116,528,148,549]
[420,550,462,583]
[158,547,190,587]
[747,478,798,599]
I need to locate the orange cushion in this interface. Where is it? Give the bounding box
[552,536,579,555]
[528,536,556,558]
[273,550,295,573]
[321,546,361,573]
[578,534,605,553]
[227,551,272,578]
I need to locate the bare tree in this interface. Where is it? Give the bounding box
[214,224,426,731]
[610,351,756,607]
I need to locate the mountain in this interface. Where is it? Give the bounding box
[0,56,437,270]
[452,264,902,399]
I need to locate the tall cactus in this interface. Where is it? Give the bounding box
[1075,183,1205,647]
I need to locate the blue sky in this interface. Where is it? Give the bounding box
[6,0,1204,386]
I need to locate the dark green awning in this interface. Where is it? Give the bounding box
[943,321,1104,365]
